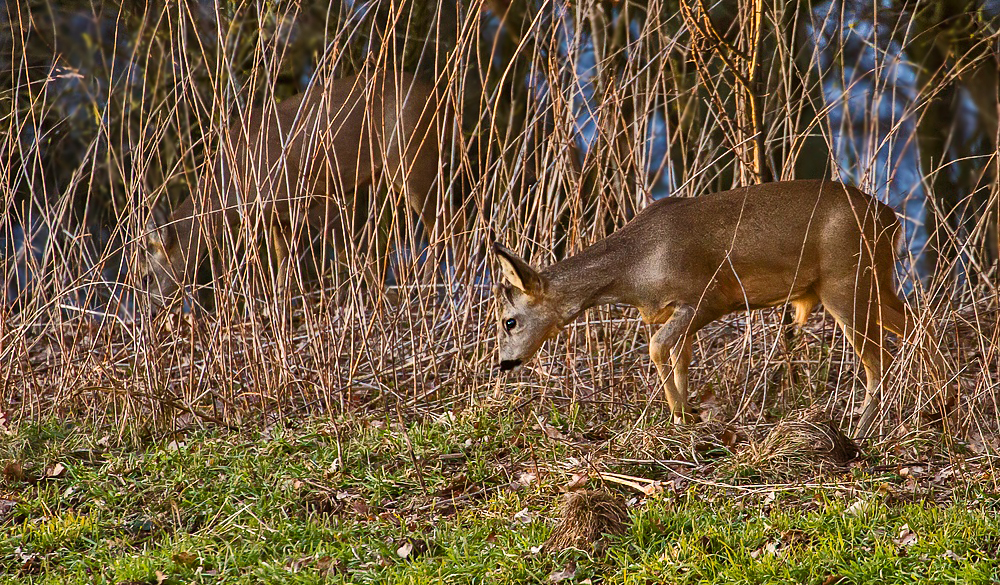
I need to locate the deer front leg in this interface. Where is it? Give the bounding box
[671,335,693,409]
[649,304,696,424]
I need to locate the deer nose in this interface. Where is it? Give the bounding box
[499,359,521,371]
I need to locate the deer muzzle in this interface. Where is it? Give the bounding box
[499,359,522,372]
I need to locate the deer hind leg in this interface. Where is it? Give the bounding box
[821,284,894,438]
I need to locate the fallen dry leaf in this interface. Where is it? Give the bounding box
[511,471,537,490]
[718,428,739,447]
[548,562,576,582]
[513,507,533,524]
[894,524,918,547]
[0,498,16,523]
[3,461,30,483]
[316,555,344,576]
[844,498,868,516]
[350,500,372,518]
[566,473,589,491]
[396,542,413,558]
[641,481,664,497]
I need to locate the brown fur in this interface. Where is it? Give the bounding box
[493,180,954,437]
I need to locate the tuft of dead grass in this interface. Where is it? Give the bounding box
[731,407,860,482]
[545,489,628,553]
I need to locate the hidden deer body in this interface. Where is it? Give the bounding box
[493,180,950,436]
[142,71,459,308]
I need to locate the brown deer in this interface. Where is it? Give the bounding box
[492,180,953,437]
[141,71,463,310]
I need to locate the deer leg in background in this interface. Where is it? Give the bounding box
[775,295,820,395]
[270,222,298,324]
[876,291,957,430]
[411,188,450,292]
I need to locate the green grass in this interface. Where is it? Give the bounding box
[2,412,998,584]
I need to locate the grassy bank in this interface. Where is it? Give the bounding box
[2,409,997,584]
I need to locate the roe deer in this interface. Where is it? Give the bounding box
[492,180,953,437]
[141,71,462,310]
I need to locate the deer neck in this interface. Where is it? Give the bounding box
[543,242,629,325]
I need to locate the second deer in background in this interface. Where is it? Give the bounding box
[141,70,464,312]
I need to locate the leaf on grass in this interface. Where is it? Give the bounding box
[15,546,40,575]
[397,542,413,558]
[155,570,167,585]
[566,473,588,491]
[0,498,16,523]
[485,531,498,543]
[513,507,533,524]
[511,471,537,490]
[350,500,372,518]
[548,562,576,582]
[304,491,342,517]
[434,411,457,426]
[316,555,345,576]
[821,576,844,585]
[641,481,664,497]
[438,473,472,497]
[942,549,962,561]
[894,524,918,547]
[3,461,31,483]
[46,462,66,478]
[750,529,810,558]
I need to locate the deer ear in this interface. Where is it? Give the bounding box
[493,242,544,295]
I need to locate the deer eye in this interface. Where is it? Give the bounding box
[504,318,516,332]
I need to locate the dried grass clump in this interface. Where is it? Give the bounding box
[545,489,628,553]
[734,407,860,481]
